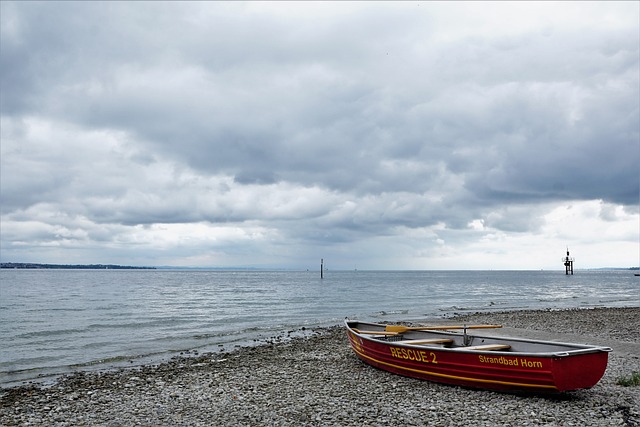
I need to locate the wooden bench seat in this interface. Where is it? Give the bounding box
[402,338,454,345]
[352,329,399,336]
[464,344,511,351]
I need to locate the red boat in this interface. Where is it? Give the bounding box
[345,320,611,393]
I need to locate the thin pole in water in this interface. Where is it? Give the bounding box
[321,258,324,279]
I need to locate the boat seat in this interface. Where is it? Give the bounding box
[352,329,399,336]
[464,344,511,351]
[402,338,454,345]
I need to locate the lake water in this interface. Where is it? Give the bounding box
[1,269,637,387]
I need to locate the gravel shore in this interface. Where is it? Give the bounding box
[2,307,639,426]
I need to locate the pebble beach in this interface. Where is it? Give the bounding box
[1,307,639,426]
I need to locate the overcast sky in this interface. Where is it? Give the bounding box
[1,1,638,270]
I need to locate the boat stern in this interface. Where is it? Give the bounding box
[551,348,611,392]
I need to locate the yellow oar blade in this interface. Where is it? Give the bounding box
[385,324,502,333]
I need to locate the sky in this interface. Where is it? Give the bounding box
[1,1,639,270]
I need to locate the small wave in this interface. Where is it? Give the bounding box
[438,304,532,314]
[375,310,409,316]
[438,305,479,312]
[14,328,88,340]
[598,297,637,304]
[69,352,164,368]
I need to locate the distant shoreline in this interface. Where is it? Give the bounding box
[1,263,637,271]
[0,263,155,270]
[0,264,295,271]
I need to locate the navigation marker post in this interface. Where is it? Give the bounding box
[563,247,574,275]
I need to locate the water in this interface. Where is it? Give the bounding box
[1,269,637,387]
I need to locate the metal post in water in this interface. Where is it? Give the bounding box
[563,247,574,275]
[321,258,323,279]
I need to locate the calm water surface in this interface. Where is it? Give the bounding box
[1,269,637,387]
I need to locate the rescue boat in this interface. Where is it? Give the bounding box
[345,320,611,393]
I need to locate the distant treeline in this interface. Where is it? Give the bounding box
[1,263,155,270]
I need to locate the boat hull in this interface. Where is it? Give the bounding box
[345,320,610,393]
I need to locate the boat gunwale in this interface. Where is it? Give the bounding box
[345,320,612,357]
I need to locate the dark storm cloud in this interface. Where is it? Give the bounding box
[4,3,637,204]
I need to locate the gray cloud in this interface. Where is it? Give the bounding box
[1,1,638,268]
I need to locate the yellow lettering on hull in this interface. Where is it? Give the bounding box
[519,358,544,368]
[478,355,544,369]
[390,347,438,364]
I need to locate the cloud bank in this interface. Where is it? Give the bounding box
[1,2,638,269]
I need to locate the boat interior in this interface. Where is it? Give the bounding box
[347,321,610,355]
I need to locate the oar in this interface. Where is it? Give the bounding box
[352,328,399,336]
[385,324,502,333]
